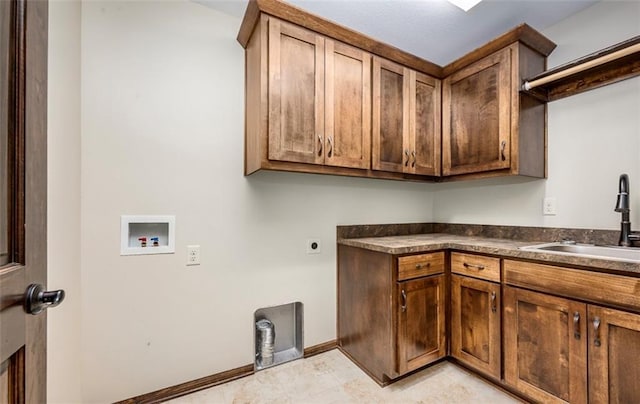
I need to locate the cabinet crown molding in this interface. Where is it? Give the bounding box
[238,0,556,80]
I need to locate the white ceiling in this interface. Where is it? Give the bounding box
[199,0,600,66]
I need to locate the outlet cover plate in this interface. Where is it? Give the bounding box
[543,197,557,215]
[306,239,321,254]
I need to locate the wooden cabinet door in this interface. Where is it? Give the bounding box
[372,57,409,173]
[442,48,511,176]
[396,275,446,374]
[409,71,441,176]
[588,305,640,404]
[451,275,500,379]
[504,286,587,404]
[268,18,325,165]
[373,58,440,175]
[324,40,371,169]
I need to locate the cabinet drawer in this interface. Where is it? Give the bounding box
[397,252,445,281]
[504,259,640,311]
[451,252,500,282]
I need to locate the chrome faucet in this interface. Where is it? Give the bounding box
[614,174,640,247]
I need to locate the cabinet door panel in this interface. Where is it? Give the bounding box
[504,286,587,404]
[325,40,371,169]
[410,71,441,176]
[588,305,640,404]
[443,48,511,176]
[268,19,324,164]
[451,275,500,379]
[372,57,408,173]
[397,275,446,374]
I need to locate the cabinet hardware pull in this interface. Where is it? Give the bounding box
[317,134,323,156]
[593,317,601,347]
[490,292,497,313]
[411,151,416,168]
[500,140,507,161]
[328,136,334,158]
[404,150,409,167]
[463,262,485,270]
[573,312,581,340]
[415,262,430,269]
[401,289,407,312]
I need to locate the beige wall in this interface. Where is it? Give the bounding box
[47,0,82,403]
[46,0,640,402]
[79,1,434,402]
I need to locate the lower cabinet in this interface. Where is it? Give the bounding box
[337,245,446,385]
[504,285,640,404]
[503,286,587,403]
[588,305,640,403]
[338,245,640,401]
[451,274,501,379]
[397,275,446,374]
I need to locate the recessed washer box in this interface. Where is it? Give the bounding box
[120,215,175,256]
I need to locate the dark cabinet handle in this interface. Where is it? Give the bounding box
[490,292,497,313]
[463,262,485,270]
[500,140,507,161]
[593,317,601,347]
[317,134,323,156]
[404,150,409,167]
[411,151,416,168]
[327,136,334,158]
[415,262,431,269]
[401,289,407,312]
[573,312,581,340]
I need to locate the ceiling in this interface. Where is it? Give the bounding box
[199,0,599,66]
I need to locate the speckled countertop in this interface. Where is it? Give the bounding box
[338,233,640,276]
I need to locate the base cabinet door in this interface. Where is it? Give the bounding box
[451,275,501,379]
[503,286,587,404]
[588,305,640,404]
[396,275,446,374]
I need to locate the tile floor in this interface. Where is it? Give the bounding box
[166,349,523,403]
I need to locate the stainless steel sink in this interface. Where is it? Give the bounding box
[519,242,640,262]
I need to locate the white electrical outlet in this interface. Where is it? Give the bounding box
[306,238,321,254]
[543,197,557,216]
[186,245,201,266]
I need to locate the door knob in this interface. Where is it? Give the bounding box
[25,284,65,315]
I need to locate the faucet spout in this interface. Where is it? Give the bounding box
[615,174,639,247]
[615,173,630,212]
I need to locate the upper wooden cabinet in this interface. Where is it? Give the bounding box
[443,49,511,176]
[267,19,324,165]
[267,18,370,169]
[372,57,441,176]
[443,42,549,178]
[240,0,556,181]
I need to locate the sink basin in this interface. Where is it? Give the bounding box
[519,242,640,262]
